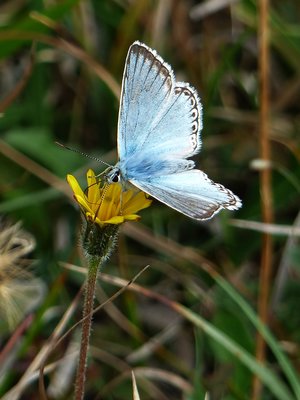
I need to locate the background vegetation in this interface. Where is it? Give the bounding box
[0,0,299,399]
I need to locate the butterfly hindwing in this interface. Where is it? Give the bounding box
[130,170,241,220]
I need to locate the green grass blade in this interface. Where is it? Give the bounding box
[175,302,294,400]
[214,275,300,399]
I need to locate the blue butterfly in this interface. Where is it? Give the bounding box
[107,41,241,220]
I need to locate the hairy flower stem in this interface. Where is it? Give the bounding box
[74,256,101,400]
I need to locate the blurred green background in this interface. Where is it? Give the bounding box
[0,0,299,399]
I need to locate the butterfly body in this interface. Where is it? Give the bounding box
[108,41,242,220]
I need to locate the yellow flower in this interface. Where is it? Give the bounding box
[67,169,152,227]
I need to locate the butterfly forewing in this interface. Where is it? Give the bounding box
[118,42,173,160]
[142,82,202,159]
[118,42,202,164]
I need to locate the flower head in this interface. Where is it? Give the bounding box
[67,169,151,260]
[67,169,151,227]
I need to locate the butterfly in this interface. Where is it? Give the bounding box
[106,41,242,220]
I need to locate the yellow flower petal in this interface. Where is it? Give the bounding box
[123,191,152,215]
[104,215,125,224]
[123,214,141,221]
[86,169,99,206]
[67,175,86,200]
[100,184,115,221]
[87,169,97,187]
[74,194,94,215]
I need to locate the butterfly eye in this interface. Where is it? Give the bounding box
[111,172,120,183]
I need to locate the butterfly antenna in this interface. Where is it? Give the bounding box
[55,141,112,167]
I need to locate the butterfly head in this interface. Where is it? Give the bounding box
[106,166,121,184]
